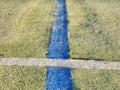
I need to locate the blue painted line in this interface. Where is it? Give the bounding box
[46,66,72,90]
[46,0,73,89]
[48,0,69,59]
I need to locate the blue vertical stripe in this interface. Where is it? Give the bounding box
[48,0,69,59]
[46,0,72,89]
[46,66,72,90]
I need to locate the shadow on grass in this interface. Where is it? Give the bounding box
[71,57,105,61]
[72,82,81,90]
[0,54,4,57]
[70,56,120,62]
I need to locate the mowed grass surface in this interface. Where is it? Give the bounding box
[0,66,46,90]
[71,69,120,90]
[0,0,55,58]
[67,0,120,61]
[0,66,120,90]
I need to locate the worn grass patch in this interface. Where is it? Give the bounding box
[0,0,55,58]
[0,66,46,90]
[71,69,120,90]
[67,0,120,61]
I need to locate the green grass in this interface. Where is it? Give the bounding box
[67,0,120,61]
[0,0,120,61]
[0,66,46,90]
[0,0,120,89]
[0,66,120,90]
[71,68,120,90]
[0,0,55,58]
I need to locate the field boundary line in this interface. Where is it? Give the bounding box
[0,58,120,70]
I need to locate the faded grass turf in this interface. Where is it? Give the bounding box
[0,0,55,58]
[0,66,46,90]
[0,66,120,90]
[67,0,120,61]
[71,68,120,90]
[0,0,120,61]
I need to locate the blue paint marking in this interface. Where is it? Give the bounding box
[46,66,72,90]
[46,0,73,90]
[48,0,69,59]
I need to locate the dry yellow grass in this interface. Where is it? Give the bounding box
[0,0,55,58]
[67,0,120,61]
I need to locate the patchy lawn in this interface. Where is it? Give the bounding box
[67,0,120,61]
[0,66,46,90]
[0,0,55,58]
[71,68,120,90]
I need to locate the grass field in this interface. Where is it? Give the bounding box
[71,68,120,90]
[0,66,120,90]
[67,0,120,61]
[0,0,120,61]
[0,0,120,89]
[0,0,55,58]
[0,66,46,90]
